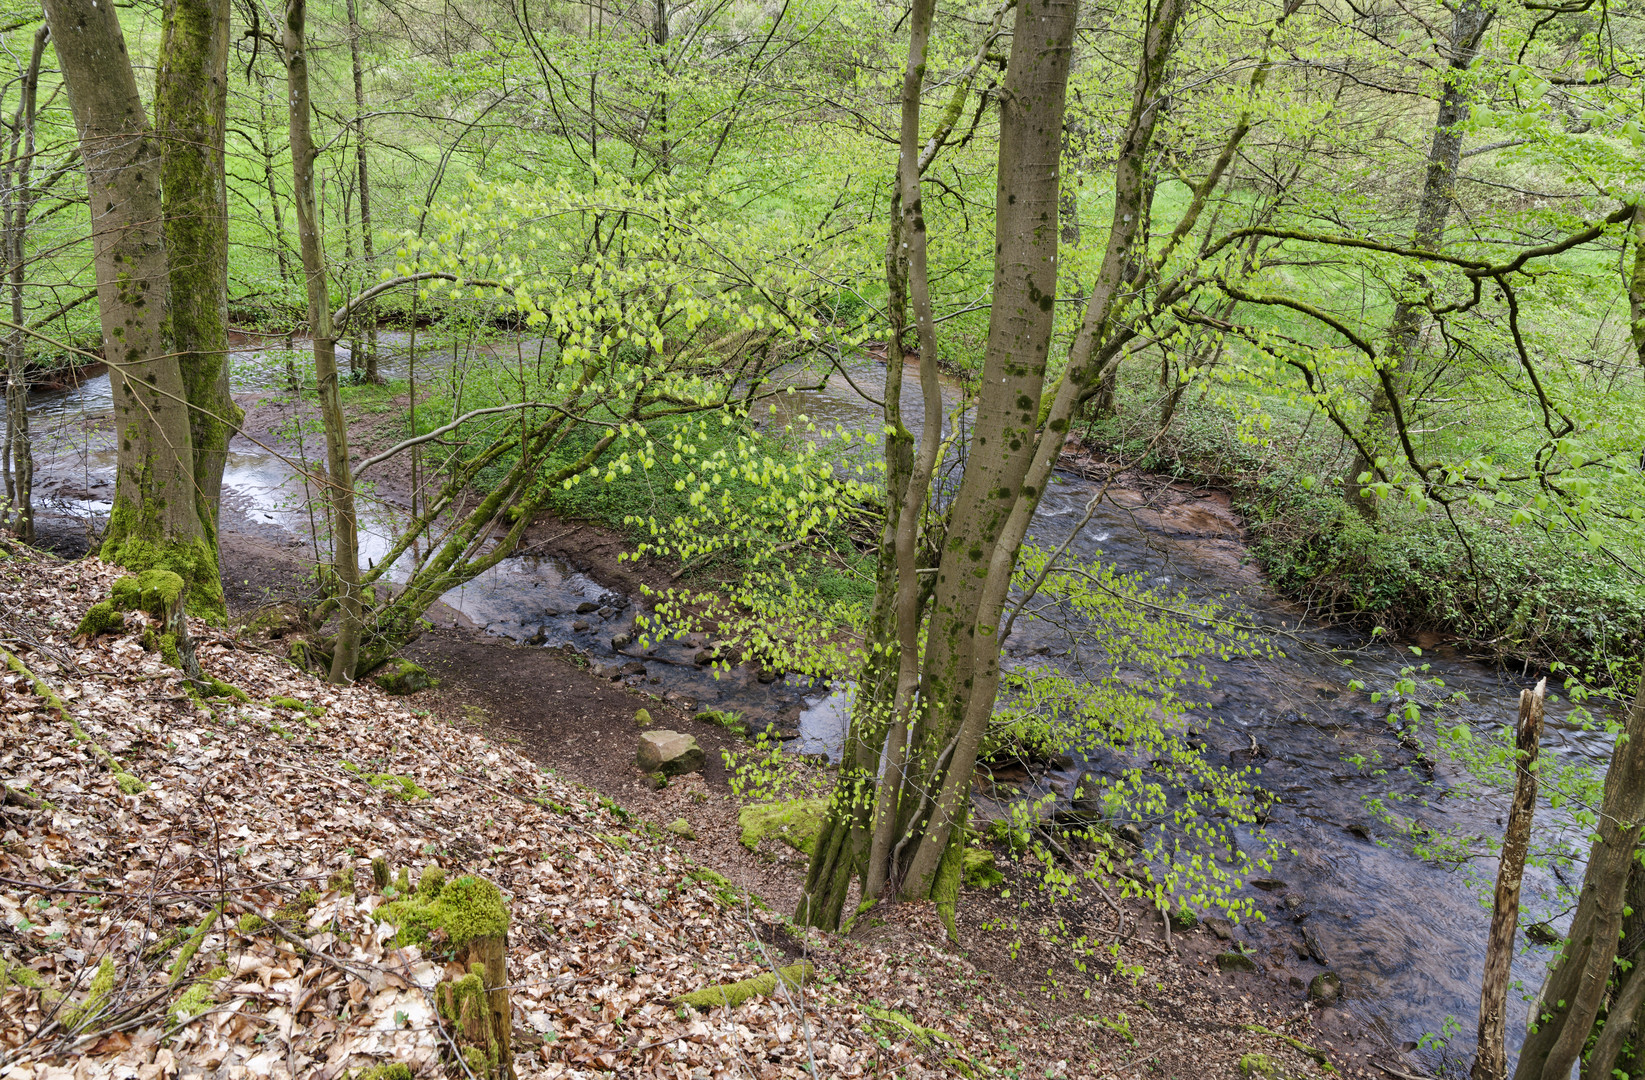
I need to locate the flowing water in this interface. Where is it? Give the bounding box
[20,342,1614,1067]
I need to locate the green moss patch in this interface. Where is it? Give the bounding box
[375,873,509,949]
[168,982,216,1027]
[737,798,826,855]
[373,658,436,695]
[674,961,813,1010]
[62,956,115,1031]
[961,848,1003,890]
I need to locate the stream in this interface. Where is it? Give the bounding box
[19,338,1613,1069]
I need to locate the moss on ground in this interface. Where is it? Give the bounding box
[340,762,429,800]
[62,956,115,1031]
[674,961,814,1010]
[737,798,826,855]
[168,982,216,1027]
[375,873,509,949]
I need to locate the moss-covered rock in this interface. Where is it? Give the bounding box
[375,874,509,949]
[74,600,125,639]
[1216,951,1257,973]
[665,817,696,840]
[374,658,436,695]
[962,848,1003,889]
[674,961,813,1010]
[737,798,827,855]
[633,708,652,727]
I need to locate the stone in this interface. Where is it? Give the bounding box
[592,663,621,680]
[1525,922,1560,945]
[598,606,616,619]
[636,731,705,777]
[634,709,653,727]
[694,649,714,666]
[665,818,696,840]
[646,772,668,790]
[1072,771,1104,814]
[756,668,779,684]
[1214,951,1256,973]
[1239,1053,1278,1079]
[1283,893,1303,910]
[526,628,547,646]
[1118,823,1145,847]
[620,660,647,677]
[1168,909,1199,933]
[576,601,598,614]
[542,606,560,617]
[1205,917,1234,941]
[1301,925,1330,965]
[611,632,633,648]
[572,620,591,632]
[374,658,436,695]
[1307,971,1342,1006]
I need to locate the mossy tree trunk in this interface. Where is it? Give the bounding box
[1345,0,1492,522]
[284,0,365,683]
[43,0,224,617]
[797,0,1197,929]
[156,0,242,556]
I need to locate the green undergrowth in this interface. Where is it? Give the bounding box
[1100,399,1644,688]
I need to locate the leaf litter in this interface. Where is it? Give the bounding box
[0,544,1337,1078]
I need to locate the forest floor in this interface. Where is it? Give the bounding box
[0,542,1406,1080]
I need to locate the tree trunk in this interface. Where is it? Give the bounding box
[156,0,240,559]
[1,27,45,543]
[1628,204,1643,372]
[1347,0,1492,521]
[1473,679,1545,1080]
[285,0,364,683]
[345,0,380,383]
[1513,662,1645,1080]
[43,0,220,612]
[897,0,1080,904]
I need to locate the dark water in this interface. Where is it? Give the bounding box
[21,346,1610,1066]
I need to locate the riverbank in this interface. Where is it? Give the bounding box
[0,541,1359,1079]
[1083,391,1645,688]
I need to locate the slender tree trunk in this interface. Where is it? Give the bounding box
[1346,0,1492,520]
[156,0,240,559]
[1513,664,1645,1080]
[345,0,380,382]
[897,0,1082,904]
[285,0,364,683]
[1473,679,1545,1080]
[1628,205,1644,372]
[1,27,45,543]
[258,90,294,287]
[44,0,220,610]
